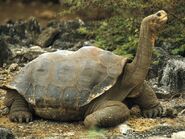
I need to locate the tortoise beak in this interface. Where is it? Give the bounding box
[156,10,168,24]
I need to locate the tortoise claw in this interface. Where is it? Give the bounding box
[18,117,23,123]
[142,104,163,118]
[26,117,30,123]
[9,111,32,123]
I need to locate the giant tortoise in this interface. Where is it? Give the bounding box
[1,10,167,128]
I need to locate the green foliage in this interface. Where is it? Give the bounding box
[77,27,87,34]
[113,36,138,59]
[171,45,185,56]
[63,0,128,18]
[62,0,185,57]
[95,16,139,59]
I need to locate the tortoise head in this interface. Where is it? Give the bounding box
[142,10,168,33]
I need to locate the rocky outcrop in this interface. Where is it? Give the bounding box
[153,56,185,96]
[0,17,95,66]
[9,46,47,64]
[0,39,12,66]
[35,27,60,48]
[0,127,14,139]
[148,47,185,96]
[47,19,94,50]
[0,17,41,47]
[148,47,170,79]
[159,58,185,93]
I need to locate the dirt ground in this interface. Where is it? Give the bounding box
[0,68,185,138]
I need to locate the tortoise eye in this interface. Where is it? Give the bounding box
[157,13,161,17]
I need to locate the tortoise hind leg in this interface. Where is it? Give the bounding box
[4,90,32,123]
[84,101,130,128]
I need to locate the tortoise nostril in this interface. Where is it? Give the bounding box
[157,13,161,17]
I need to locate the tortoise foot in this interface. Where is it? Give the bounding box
[84,101,130,128]
[9,111,32,123]
[142,104,163,118]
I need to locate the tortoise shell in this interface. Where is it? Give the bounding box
[6,46,128,109]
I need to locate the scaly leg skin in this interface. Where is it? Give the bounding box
[133,81,163,118]
[4,89,32,123]
[84,101,130,128]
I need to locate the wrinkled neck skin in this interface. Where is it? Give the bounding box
[120,21,156,97]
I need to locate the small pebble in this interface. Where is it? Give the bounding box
[172,131,185,139]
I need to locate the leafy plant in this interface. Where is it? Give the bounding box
[62,0,185,57]
[95,16,139,59]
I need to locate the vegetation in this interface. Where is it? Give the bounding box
[95,16,139,59]
[63,0,185,58]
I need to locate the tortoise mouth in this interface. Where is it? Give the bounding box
[155,10,168,25]
[160,15,168,23]
[158,11,168,25]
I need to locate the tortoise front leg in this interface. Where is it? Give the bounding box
[84,101,130,128]
[133,81,163,118]
[4,90,32,123]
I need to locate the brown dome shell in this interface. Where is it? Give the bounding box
[5,46,128,109]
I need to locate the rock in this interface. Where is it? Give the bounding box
[148,47,185,96]
[35,27,60,47]
[0,107,9,116]
[163,108,178,118]
[0,17,95,65]
[0,127,15,139]
[171,131,185,139]
[10,46,47,64]
[47,19,94,50]
[0,17,41,47]
[149,137,169,139]
[0,18,95,65]
[0,39,12,67]
[149,78,171,99]
[123,125,185,139]
[159,58,185,93]
[119,124,132,134]
[174,103,185,116]
[148,47,170,79]
[8,63,19,72]
[148,136,168,139]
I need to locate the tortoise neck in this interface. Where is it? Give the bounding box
[129,23,156,80]
[119,22,156,99]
